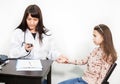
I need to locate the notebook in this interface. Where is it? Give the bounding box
[16,59,43,71]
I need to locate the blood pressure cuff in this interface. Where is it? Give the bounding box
[0,55,8,65]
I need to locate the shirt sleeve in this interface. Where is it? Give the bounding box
[46,36,61,60]
[9,29,28,58]
[76,48,98,65]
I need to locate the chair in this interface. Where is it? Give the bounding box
[102,62,117,84]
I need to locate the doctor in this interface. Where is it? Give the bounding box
[9,4,67,63]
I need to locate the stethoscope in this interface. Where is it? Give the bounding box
[21,31,26,46]
[18,32,31,59]
[20,32,49,60]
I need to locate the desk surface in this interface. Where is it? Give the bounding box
[0,60,53,78]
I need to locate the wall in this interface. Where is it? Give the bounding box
[0,0,120,83]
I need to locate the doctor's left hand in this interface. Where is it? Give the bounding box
[56,55,68,63]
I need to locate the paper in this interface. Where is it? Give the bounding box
[16,59,42,71]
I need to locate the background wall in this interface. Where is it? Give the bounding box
[0,0,120,83]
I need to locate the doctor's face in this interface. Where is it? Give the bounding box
[26,14,39,31]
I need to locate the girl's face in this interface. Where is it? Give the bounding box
[26,14,39,31]
[93,30,104,46]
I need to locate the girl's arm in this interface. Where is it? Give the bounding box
[68,56,89,65]
[68,48,98,65]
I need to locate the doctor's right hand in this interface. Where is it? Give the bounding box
[24,43,33,52]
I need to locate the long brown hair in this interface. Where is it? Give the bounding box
[17,4,49,41]
[94,24,117,63]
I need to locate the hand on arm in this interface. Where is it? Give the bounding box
[63,58,78,65]
[56,55,69,63]
[56,55,78,65]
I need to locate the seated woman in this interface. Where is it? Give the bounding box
[9,4,67,62]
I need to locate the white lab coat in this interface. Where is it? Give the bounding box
[9,29,61,60]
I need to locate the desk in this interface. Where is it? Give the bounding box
[0,60,53,84]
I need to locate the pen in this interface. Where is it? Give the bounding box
[29,61,32,66]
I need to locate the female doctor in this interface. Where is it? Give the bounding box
[9,4,67,63]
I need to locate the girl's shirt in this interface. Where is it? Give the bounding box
[9,29,61,60]
[76,47,111,84]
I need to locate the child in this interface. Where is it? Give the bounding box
[58,24,117,84]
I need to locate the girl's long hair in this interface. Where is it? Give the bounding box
[94,24,117,63]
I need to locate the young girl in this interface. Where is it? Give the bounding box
[58,24,117,84]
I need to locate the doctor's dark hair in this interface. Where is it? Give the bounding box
[17,4,49,41]
[94,24,117,63]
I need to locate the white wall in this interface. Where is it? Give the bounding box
[0,0,120,83]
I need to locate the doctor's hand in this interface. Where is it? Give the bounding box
[25,43,33,52]
[56,55,69,63]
